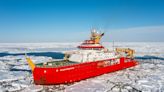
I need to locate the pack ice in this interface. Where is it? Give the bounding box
[0,42,163,92]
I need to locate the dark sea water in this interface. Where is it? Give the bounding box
[0,52,64,59]
[0,52,163,61]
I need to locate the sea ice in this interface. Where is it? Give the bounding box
[0,42,164,92]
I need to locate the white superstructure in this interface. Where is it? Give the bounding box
[66,29,120,63]
[68,50,119,63]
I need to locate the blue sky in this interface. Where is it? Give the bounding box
[0,0,164,42]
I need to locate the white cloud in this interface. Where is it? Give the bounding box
[104,25,164,42]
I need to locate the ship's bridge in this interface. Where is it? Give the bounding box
[77,29,105,50]
[78,44,104,50]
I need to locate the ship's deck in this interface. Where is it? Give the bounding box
[36,60,78,68]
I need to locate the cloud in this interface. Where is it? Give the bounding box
[113,25,164,32]
[104,25,164,42]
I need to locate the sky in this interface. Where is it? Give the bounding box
[0,0,164,42]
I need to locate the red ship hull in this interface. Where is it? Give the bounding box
[33,57,138,85]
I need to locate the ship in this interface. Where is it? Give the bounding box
[25,29,138,85]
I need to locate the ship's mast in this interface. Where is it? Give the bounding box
[113,41,115,51]
[90,28,104,44]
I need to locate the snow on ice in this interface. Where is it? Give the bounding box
[0,42,164,92]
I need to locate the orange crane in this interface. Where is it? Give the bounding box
[116,48,135,58]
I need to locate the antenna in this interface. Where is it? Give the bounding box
[113,41,115,51]
[24,48,29,58]
[25,53,28,58]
